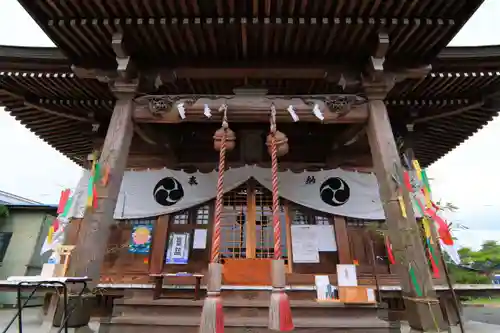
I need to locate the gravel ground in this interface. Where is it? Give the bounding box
[463,307,500,326]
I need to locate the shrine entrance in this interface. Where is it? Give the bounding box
[220,179,288,285]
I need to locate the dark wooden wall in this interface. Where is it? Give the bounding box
[65,210,395,285]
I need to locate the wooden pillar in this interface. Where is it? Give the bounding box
[333,216,352,264]
[67,80,137,287]
[284,205,293,273]
[149,214,170,274]
[246,180,256,259]
[364,83,447,332]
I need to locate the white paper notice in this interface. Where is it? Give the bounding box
[315,275,334,300]
[314,225,337,252]
[193,229,207,249]
[337,264,358,287]
[291,225,320,263]
[367,288,376,302]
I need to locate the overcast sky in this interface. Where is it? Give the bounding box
[0,0,499,250]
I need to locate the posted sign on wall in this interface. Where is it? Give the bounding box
[165,232,190,264]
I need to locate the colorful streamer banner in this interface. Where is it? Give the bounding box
[385,236,396,265]
[41,189,75,255]
[86,159,100,209]
[409,264,423,297]
[423,218,440,278]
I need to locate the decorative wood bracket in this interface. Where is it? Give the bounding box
[132,94,368,123]
[112,32,136,80]
[366,32,390,83]
[133,95,198,118]
[301,95,367,119]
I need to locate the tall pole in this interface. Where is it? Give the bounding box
[364,81,447,332]
[439,244,465,333]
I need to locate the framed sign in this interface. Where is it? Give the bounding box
[165,232,191,264]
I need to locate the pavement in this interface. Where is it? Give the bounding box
[1,307,500,332]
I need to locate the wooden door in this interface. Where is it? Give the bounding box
[221,181,287,285]
[163,205,212,274]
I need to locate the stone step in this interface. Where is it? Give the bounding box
[105,314,394,329]
[113,298,381,319]
[100,322,399,333]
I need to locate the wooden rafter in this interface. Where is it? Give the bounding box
[413,101,484,124]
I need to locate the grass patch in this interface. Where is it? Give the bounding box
[463,297,500,304]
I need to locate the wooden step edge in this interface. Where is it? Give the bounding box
[116,298,379,309]
[110,315,391,328]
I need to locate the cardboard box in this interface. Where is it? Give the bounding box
[339,286,376,304]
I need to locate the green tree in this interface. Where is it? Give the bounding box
[0,205,8,218]
[460,241,500,272]
[447,241,500,284]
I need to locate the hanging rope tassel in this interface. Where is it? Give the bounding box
[268,105,294,332]
[200,104,235,333]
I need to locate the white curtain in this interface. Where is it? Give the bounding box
[68,166,387,220]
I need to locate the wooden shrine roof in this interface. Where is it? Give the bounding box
[0,45,499,169]
[17,0,483,69]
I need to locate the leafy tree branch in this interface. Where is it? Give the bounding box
[0,205,8,218]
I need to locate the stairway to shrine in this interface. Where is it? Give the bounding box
[99,291,398,333]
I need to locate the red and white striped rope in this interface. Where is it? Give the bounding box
[211,129,227,263]
[271,133,281,259]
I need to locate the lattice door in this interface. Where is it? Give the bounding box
[220,184,248,259]
[254,184,288,261]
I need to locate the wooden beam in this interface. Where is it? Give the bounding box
[330,124,366,150]
[374,32,390,59]
[132,123,178,167]
[174,67,330,79]
[72,64,429,84]
[325,151,373,169]
[333,216,352,264]
[413,101,484,124]
[150,215,170,274]
[364,81,447,331]
[133,96,369,124]
[284,204,293,273]
[67,80,137,288]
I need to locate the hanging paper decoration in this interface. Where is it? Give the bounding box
[421,170,431,194]
[412,160,423,181]
[128,224,153,254]
[422,218,440,278]
[47,225,55,244]
[86,158,101,209]
[57,189,71,214]
[41,190,76,255]
[385,236,396,265]
[403,171,413,192]
[409,264,423,297]
[397,196,407,218]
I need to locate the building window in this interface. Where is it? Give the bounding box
[0,232,13,263]
[172,211,189,224]
[195,205,210,225]
[290,207,331,226]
